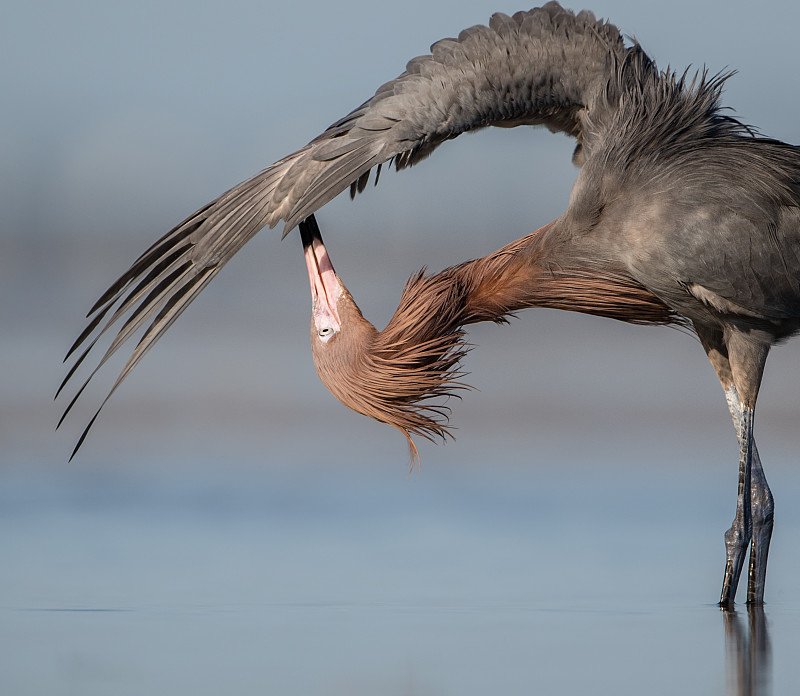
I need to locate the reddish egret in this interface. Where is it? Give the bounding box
[59,3,799,606]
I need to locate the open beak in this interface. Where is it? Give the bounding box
[300,215,341,328]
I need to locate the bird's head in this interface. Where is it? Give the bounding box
[299,216,469,463]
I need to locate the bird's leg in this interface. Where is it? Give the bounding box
[724,387,774,604]
[696,325,771,606]
[743,418,774,605]
[720,387,754,607]
[747,466,773,604]
[722,332,770,606]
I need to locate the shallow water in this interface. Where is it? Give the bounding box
[3,461,799,695]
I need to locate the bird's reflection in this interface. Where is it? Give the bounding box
[723,606,771,696]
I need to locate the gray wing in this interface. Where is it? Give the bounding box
[58,2,626,454]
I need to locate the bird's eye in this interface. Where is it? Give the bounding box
[318,326,335,342]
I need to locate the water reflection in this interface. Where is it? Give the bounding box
[723,606,771,696]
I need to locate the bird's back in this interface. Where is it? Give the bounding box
[564,57,800,339]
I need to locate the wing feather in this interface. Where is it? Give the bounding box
[59,2,628,452]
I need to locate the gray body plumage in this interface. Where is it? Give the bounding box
[558,55,800,336]
[60,3,800,605]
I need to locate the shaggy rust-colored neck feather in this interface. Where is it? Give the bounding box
[304,218,679,462]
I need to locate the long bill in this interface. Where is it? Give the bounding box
[300,215,341,333]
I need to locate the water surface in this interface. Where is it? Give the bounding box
[3,460,799,695]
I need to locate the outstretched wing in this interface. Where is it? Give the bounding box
[58,2,627,454]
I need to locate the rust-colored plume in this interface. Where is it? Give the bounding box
[303,217,681,464]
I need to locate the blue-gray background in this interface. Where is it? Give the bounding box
[3,1,800,694]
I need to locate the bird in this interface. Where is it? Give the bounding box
[57,2,800,607]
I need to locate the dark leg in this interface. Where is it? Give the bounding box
[695,324,772,606]
[722,387,774,604]
[745,431,774,605]
[720,391,754,607]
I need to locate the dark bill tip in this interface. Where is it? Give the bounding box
[299,214,323,249]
